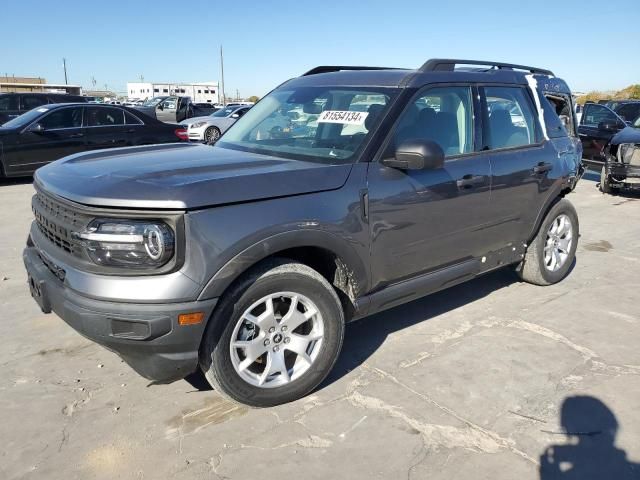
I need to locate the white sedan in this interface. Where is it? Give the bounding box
[182,105,251,143]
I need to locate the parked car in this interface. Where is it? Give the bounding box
[609,100,640,124]
[0,92,89,124]
[134,96,209,124]
[578,102,629,168]
[0,103,188,177]
[182,105,251,143]
[23,59,582,407]
[598,115,640,193]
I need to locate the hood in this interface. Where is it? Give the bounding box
[182,116,210,126]
[611,126,640,145]
[34,143,352,210]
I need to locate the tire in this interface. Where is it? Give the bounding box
[517,199,579,286]
[199,259,345,407]
[204,126,221,144]
[600,166,611,194]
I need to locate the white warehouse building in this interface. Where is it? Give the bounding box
[126,81,219,103]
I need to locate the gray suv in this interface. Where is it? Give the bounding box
[23,59,583,406]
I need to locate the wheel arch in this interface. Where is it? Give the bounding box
[197,229,369,319]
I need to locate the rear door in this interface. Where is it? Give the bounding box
[368,85,493,288]
[84,106,128,150]
[480,85,554,248]
[7,106,85,175]
[578,103,624,166]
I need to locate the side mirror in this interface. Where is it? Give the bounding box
[28,123,45,133]
[598,121,621,132]
[382,139,445,170]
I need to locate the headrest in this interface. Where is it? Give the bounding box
[364,104,385,130]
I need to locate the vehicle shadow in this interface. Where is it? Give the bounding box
[0,176,33,187]
[539,396,640,479]
[184,268,520,393]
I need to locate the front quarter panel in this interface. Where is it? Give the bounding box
[185,163,370,301]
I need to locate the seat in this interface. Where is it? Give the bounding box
[489,109,528,148]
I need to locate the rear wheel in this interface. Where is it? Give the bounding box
[200,260,345,407]
[517,199,579,286]
[204,126,221,144]
[600,166,611,194]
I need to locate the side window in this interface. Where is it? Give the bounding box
[124,111,143,125]
[39,107,83,129]
[235,108,249,118]
[0,95,19,111]
[581,103,618,127]
[22,95,48,111]
[483,86,537,149]
[616,104,640,123]
[86,107,125,126]
[394,86,474,157]
[163,97,178,109]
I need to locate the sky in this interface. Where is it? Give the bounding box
[1,0,639,98]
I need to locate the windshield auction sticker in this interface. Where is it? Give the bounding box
[317,110,369,125]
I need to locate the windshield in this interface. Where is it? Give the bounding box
[142,97,164,107]
[212,106,239,117]
[2,107,49,128]
[217,86,398,163]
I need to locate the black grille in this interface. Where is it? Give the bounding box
[32,190,90,256]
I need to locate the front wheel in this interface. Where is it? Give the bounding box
[204,126,221,144]
[517,199,579,286]
[600,166,611,194]
[200,260,345,407]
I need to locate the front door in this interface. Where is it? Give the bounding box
[7,106,85,175]
[368,85,492,289]
[156,96,178,123]
[578,103,624,167]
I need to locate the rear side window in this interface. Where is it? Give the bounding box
[39,107,83,129]
[87,106,125,126]
[125,111,143,125]
[22,95,48,111]
[581,103,618,127]
[482,86,537,150]
[394,86,474,157]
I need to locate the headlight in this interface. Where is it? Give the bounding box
[190,122,206,129]
[618,143,639,164]
[75,220,174,269]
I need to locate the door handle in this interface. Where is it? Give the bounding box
[532,162,553,174]
[456,174,485,188]
[127,129,136,133]
[69,133,84,138]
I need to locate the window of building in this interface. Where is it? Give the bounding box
[154,88,159,93]
[163,88,168,93]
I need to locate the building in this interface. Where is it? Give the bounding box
[0,76,82,95]
[126,81,219,103]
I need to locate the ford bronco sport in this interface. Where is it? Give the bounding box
[23,59,583,406]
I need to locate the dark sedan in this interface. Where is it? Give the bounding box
[0,103,188,177]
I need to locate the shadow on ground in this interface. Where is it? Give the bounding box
[540,396,640,479]
[0,176,33,187]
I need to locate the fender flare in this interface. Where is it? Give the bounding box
[196,229,369,301]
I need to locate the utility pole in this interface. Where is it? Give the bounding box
[236,89,239,101]
[91,76,97,88]
[63,58,68,85]
[220,45,225,106]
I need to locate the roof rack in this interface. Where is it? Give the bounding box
[419,59,553,76]
[302,66,402,76]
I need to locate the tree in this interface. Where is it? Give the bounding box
[248,95,260,103]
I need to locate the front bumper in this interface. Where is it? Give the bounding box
[23,245,218,382]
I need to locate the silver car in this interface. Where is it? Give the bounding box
[183,105,251,143]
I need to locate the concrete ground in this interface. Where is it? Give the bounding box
[1,173,639,480]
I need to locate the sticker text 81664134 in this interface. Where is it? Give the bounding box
[317,110,369,126]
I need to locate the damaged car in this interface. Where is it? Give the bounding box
[599,116,640,193]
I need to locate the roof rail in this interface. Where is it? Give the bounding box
[302,66,402,76]
[419,59,554,76]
